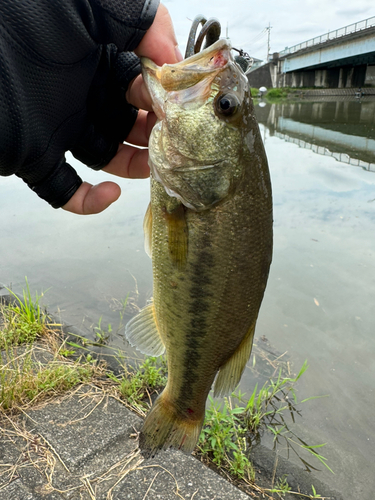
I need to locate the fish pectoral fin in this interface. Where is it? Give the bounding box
[163,203,188,270]
[143,202,153,258]
[125,303,165,356]
[213,321,256,398]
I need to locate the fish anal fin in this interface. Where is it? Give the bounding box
[125,303,165,356]
[143,203,152,258]
[163,203,188,270]
[213,321,256,398]
[139,389,204,458]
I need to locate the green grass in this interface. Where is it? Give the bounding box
[93,315,112,345]
[108,356,167,412]
[0,351,95,411]
[242,361,311,435]
[270,475,292,497]
[197,362,331,498]
[0,279,101,413]
[266,87,290,99]
[263,87,316,102]
[1,278,48,348]
[198,395,255,481]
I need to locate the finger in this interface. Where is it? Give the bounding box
[126,110,157,147]
[62,181,121,215]
[134,4,183,66]
[126,74,153,111]
[103,143,150,179]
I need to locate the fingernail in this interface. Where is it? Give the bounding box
[175,45,183,62]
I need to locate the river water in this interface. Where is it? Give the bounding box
[1,97,374,498]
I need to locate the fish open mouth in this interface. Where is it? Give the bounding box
[142,39,231,94]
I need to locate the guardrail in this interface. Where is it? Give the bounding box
[279,16,375,57]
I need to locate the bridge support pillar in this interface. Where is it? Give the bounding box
[315,70,327,87]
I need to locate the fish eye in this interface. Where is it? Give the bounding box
[216,94,239,116]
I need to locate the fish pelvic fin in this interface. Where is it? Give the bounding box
[213,321,256,398]
[125,303,165,356]
[139,390,204,458]
[143,203,152,258]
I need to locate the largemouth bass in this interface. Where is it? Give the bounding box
[125,38,273,457]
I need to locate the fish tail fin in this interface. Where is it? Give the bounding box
[139,389,204,458]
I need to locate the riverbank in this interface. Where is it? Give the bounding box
[251,86,375,100]
[0,286,343,500]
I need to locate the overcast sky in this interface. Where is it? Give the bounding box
[164,0,374,60]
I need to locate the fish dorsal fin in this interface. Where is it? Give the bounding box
[143,203,152,258]
[213,321,256,397]
[125,303,165,356]
[163,203,188,269]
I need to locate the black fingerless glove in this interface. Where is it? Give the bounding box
[0,0,159,208]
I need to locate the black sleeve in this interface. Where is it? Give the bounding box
[0,0,159,208]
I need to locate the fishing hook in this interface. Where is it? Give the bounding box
[185,16,253,75]
[185,16,221,58]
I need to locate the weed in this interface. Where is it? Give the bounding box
[89,296,129,347]
[23,362,93,404]
[265,483,325,499]
[0,346,95,411]
[1,278,47,348]
[59,348,76,358]
[266,87,290,99]
[197,362,332,494]
[108,356,167,411]
[270,475,292,497]
[93,316,112,345]
[240,361,310,437]
[8,277,45,324]
[242,363,331,473]
[198,396,254,481]
[0,279,101,413]
[263,87,314,102]
[310,485,323,498]
[140,356,167,389]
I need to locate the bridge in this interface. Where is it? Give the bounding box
[255,100,375,171]
[248,16,375,89]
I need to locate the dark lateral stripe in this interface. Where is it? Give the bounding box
[178,236,214,401]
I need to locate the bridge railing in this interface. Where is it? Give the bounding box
[279,16,375,56]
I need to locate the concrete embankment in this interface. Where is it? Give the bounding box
[0,288,344,500]
[302,87,375,97]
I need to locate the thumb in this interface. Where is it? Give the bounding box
[134,4,183,65]
[62,181,121,215]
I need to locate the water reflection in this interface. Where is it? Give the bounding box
[253,98,375,497]
[255,98,375,170]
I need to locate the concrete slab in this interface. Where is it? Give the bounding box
[23,387,142,472]
[0,479,35,500]
[20,387,251,499]
[115,449,250,500]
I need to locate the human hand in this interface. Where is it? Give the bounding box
[63,4,183,215]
